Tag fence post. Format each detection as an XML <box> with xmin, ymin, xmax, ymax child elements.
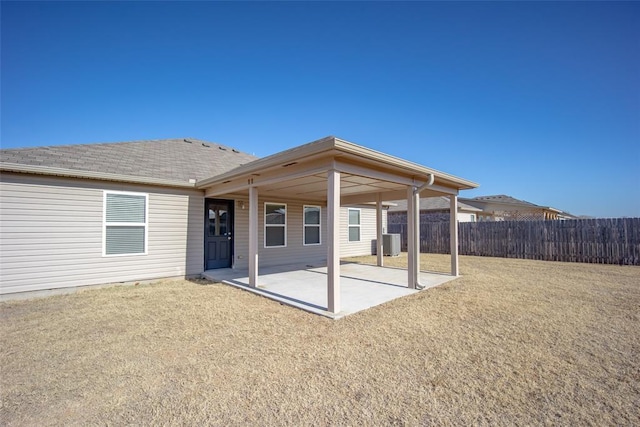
<box><xmin>450</xmin><ymin>195</ymin><xmax>459</xmax><ymax>276</ymax></box>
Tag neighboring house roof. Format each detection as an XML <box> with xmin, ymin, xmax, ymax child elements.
<box><xmin>461</xmin><ymin>194</ymin><xmax>559</xmax><ymax>211</ymax></box>
<box><xmin>460</xmin><ymin>194</ymin><xmax>577</xmax><ymax>219</ymax></box>
<box><xmin>464</xmin><ymin>194</ymin><xmax>540</xmax><ymax>208</ymax></box>
<box><xmin>387</xmin><ymin>196</ymin><xmax>482</xmax><ymax>213</ymax></box>
<box><xmin>0</xmin><ymin>138</ymin><xmax>258</xmax><ymax>187</ymax></box>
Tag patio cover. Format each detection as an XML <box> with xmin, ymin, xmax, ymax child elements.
<box><xmin>197</xmin><ymin>136</ymin><xmax>478</xmax><ymax>314</ymax></box>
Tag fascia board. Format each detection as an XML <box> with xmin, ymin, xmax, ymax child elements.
<box><xmin>0</xmin><ymin>163</ymin><xmax>196</xmax><ymax>188</ymax></box>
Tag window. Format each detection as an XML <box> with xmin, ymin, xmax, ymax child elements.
<box><xmin>104</xmin><ymin>191</ymin><xmax>148</xmax><ymax>256</ymax></box>
<box><xmin>265</xmin><ymin>203</ymin><xmax>286</xmax><ymax>247</ymax></box>
<box><xmin>208</xmin><ymin>203</ymin><xmax>229</xmax><ymax>237</ymax></box>
<box><xmin>348</xmin><ymin>208</ymin><xmax>361</xmax><ymax>242</ymax></box>
<box><xmin>469</xmin><ymin>214</ymin><xmax>476</xmax><ymax>222</ymax></box>
<box><xmin>303</xmin><ymin>205</ymin><xmax>321</xmax><ymax>245</ymax></box>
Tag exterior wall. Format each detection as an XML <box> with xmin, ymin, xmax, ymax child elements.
<box><xmin>340</xmin><ymin>205</ymin><xmax>387</xmax><ymax>258</ymax></box>
<box><xmin>0</xmin><ymin>171</ymin><xmax>392</xmax><ymax>295</ymax></box>
<box><xmin>231</xmin><ymin>198</ymin><xmax>385</xmax><ymax>269</ymax></box>
<box><xmin>457</xmin><ymin>212</ymin><xmax>477</xmax><ymax>222</ymax></box>
<box><xmin>388</xmin><ymin>210</ymin><xmax>477</xmax><ymax>224</ymax></box>
<box><xmin>232</xmin><ymin>197</ymin><xmax>328</xmax><ymax>270</ymax></box>
<box><xmin>0</xmin><ymin>173</ymin><xmax>204</xmax><ymax>294</ymax></box>
<box><xmin>497</xmin><ymin>210</ymin><xmax>549</xmax><ymax>221</ymax></box>
<box><xmin>465</xmin><ymin>201</ymin><xmax>552</xmax><ymax>221</ymax></box>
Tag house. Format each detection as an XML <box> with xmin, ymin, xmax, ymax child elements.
<box><xmin>0</xmin><ymin>136</ymin><xmax>478</xmax><ymax>313</ymax></box>
<box><xmin>460</xmin><ymin>195</ymin><xmax>577</xmax><ymax>221</ymax></box>
<box><xmin>387</xmin><ymin>196</ymin><xmax>483</xmax><ymax>224</ymax></box>
<box><xmin>387</xmin><ymin>194</ymin><xmax>576</xmax><ymax>224</ymax></box>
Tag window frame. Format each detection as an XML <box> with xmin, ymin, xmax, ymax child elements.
<box><xmin>103</xmin><ymin>190</ymin><xmax>149</xmax><ymax>257</ymax></box>
<box><xmin>264</xmin><ymin>202</ymin><xmax>287</xmax><ymax>248</ymax></box>
<box><xmin>348</xmin><ymin>208</ymin><xmax>361</xmax><ymax>242</ymax></box>
<box><xmin>303</xmin><ymin>205</ymin><xmax>321</xmax><ymax>246</ymax></box>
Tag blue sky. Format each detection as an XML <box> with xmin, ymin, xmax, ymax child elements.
<box><xmin>2</xmin><ymin>1</ymin><xmax>639</xmax><ymax>217</ymax></box>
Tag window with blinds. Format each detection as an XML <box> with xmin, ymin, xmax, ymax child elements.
<box><xmin>348</xmin><ymin>208</ymin><xmax>361</xmax><ymax>242</ymax></box>
<box><xmin>264</xmin><ymin>202</ymin><xmax>286</xmax><ymax>247</ymax></box>
<box><xmin>303</xmin><ymin>205</ymin><xmax>321</xmax><ymax>245</ymax></box>
<box><xmin>104</xmin><ymin>191</ymin><xmax>148</xmax><ymax>256</ymax></box>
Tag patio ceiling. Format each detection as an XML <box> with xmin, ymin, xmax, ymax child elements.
<box><xmin>239</xmin><ymin>171</ymin><xmax>408</xmax><ymax>202</ymax></box>
<box><xmin>276</xmin><ymin>172</ymin><xmax>396</xmax><ymax>193</ymax></box>
<box><xmin>197</xmin><ymin>136</ymin><xmax>478</xmax><ymax>202</ymax></box>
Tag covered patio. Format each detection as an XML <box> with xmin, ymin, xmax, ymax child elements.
<box><xmin>198</xmin><ymin>136</ymin><xmax>478</xmax><ymax>316</ymax></box>
<box><xmin>203</xmin><ymin>262</ymin><xmax>456</xmax><ymax>319</ymax></box>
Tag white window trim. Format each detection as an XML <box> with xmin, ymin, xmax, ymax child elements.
<box><xmin>264</xmin><ymin>202</ymin><xmax>287</xmax><ymax>248</ymax></box>
<box><xmin>348</xmin><ymin>208</ymin><xmax>361</xmax><ymax>243</ymax></box>
<box><xmin>103</xmin><ymin>190</ymin><xmax>149</xmax><ymax>257</ymax></box>
<box><xmin>303</xmin><ymin>205</ymin><xmax>322</xmax><ymax>246</ymax></box>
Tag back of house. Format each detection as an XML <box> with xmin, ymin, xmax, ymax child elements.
<box><xmin>0</xmin><ymin>137</ymin><xmax>396</xmax><ymax>297</ymax></box>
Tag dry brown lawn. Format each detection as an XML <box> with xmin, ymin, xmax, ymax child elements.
<box><xmin>1</xmin><ymin>254</ymin><xmax>639</xmax><ymax>426</ymax></box>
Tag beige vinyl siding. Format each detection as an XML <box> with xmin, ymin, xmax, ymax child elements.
<box><xmin>340</xmin><ymin>205</ymin><xmax>387</xmax><ymax>258</ymax></box>
<box><xmin>457</xmin><ymin>212</ymin><xmax>477</xmax><ymax>222</ymax></box>
<box><xmin>0</xmin><ymin>173</ymin><xmax>204</xmax><ymax>294</ymax></box>
<box><xmin>231</xmin><ymin>199</ymin><xmax>385</xmax><ymax>269</ymax></box>
<box><xmin>232</xmin><ymin>198</ymin><xmax>328</xmax><ymax>270</ymax></box>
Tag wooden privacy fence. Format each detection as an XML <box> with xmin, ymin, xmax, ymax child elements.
<box><xmin>387</xmin><ymin>218</ymin><xmax>640</xmax><ymax>266</ymax></box>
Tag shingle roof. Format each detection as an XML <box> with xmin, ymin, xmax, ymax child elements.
<box><xmin>460</xmin><ymin>195</ymin><xmax>577</xmax><ymax>217</ymax></box>
<box><xmin>387</xmin><ymin>196</ymin><xmax>482</xmax><ymax>212</ymax></box>
<box><xmin>467</xmin><ymin>194</ymin><xmax>539</xmax><ymax>207</ymax></box>
<box><xmin>0</xmin><ymin>138</ymin><xmax>258</xmax><ymax>184</ymax></box>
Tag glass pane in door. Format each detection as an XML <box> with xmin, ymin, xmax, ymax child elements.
<box><xmin>209</xmin><ymin>204</ymin><xmax>228</xmax><ymax>236</ymax></box>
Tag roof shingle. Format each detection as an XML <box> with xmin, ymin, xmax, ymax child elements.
<box><xmin>0</xmin><ymin>138</ymin><xmax>258</xmax><ymax>183</ymax></box>
<box><xmin>468</xmin><ymin>194</ymin><xmax>539</xmax><ymax>207</ymax></box>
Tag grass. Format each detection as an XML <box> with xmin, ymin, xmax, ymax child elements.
<box><xmin>1</xmin><ymin>254</ymin><xmax>639</xmax><ymax>426</ymax></box>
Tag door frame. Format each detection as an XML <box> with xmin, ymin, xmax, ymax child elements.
<box><xmin>204</xmin><ymin>198</ymin><xmax>235</xmax><ymax>269</ymax></box>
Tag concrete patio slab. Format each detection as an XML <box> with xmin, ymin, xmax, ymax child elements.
<box><xmin>203</xmin><ymin>262</ymin><xmax>456</xmax><ymax>319</ymax></box>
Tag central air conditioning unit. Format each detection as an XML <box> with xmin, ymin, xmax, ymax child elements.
<box><xmin>382</xmin><ymin>233</ymin><xmax>400</xmax><ymax>256</ymax></box>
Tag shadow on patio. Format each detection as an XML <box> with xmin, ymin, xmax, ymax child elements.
<box><xmin>203</xmin><ymin>262</ymin><xmax>456</xmax><ymax>319</ymax></box>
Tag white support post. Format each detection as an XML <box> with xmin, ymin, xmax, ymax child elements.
<box><xmin>248</xmin><ymin>186</ymin><xmax>259</xmax><ymax>287</ymax></box>
<box><xmin>450</xmin><ymin>194</ymin><xmax>459</xmax><ymax>276</ymax></box>
<box><xmin>327</xmin><ymin>169</ymin><xmax>341</xmax><ymax>313</ymax></box>
<box><xmin>413</xmin><ymin>189</ymin><xmax>420</xmax><ymax>285</ymax></box>
<box><xmin>376</xmin><ymin>193</ymin><xmax>383</xmax><ymax>267</ymax></box>
<box><xmin>406</xmin><ymin>187</ymin><xmax>415</xmax><ymax>289</ymax></box>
